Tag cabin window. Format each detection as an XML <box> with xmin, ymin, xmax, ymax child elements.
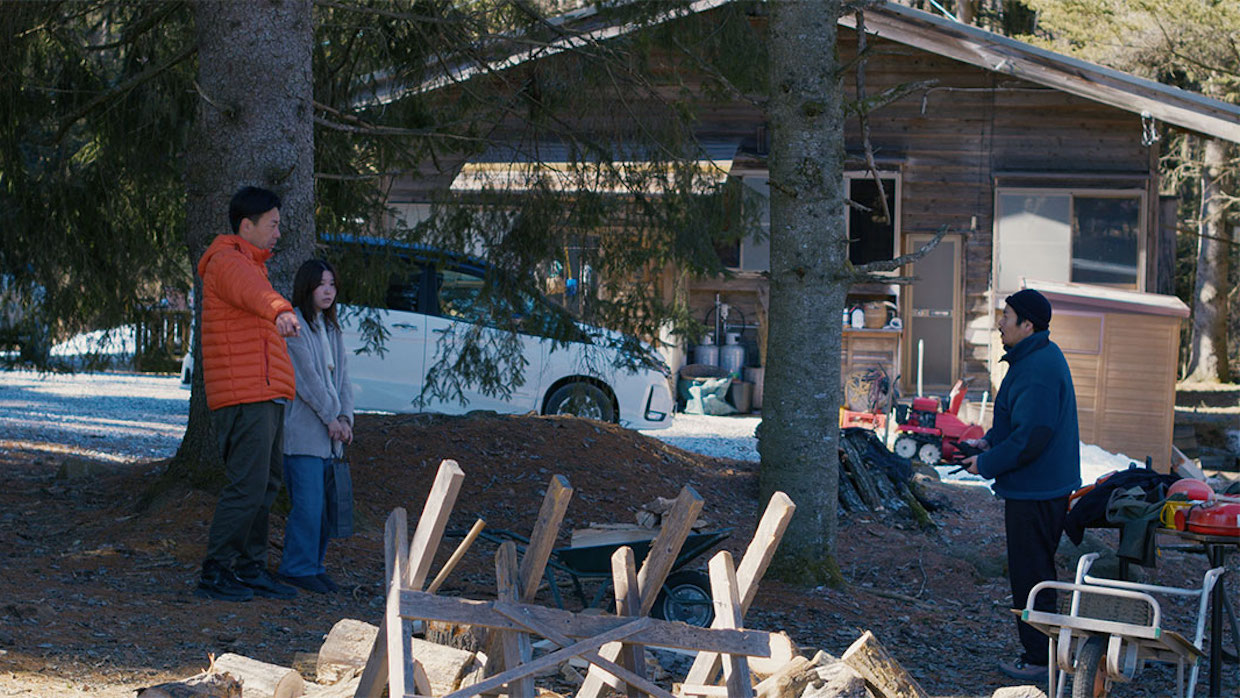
<box><xmin>846</xmin><ymin>173</ymin><xmax>900</xmax><ymax>272</ymax></box>
<box><xmin>716</xmin><ymin>175</ymin><xmax>771</xmax><ymax>272</ymax></box>
<box><xmin>994</xmin><ymin>188</ymin><xmax>1144</xmax><ymax>293</ymax></box>
<box><xmin>716</xmin><ymin>172</ymin><xmax>901</xmax><ymax>273</ymax></box>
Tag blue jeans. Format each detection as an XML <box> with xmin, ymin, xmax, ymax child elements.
<box><xmin>279</xmin><ymin>454</ymin><xmax>329</xmax><ymax>577</ymax></box>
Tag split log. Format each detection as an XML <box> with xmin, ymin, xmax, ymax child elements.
<box><xmin>136</xmin><ymin>671</ymin><xmax>242</xmax><ymax>698</ymax></box>
<box><xmin>748</xmin><ymin>631</ymin><xmax>798</xmax><ymax>678</ymax></box>
<box><xmin>837</xmin><ymin>475</ymin><xmax>866</xmax><ymax>512</ymax></box>
<box><xmin>803</xmin><ymin>660</ymin><xmax>869</xmax><ymax>698</ymax></box>
<box><xmin>754</xmin><ymin>655</ymin><xmax>815</xmax><ymax>698</ymax></box>
<box><xmin>839</xmin><ymin>440</ymin><xmax>883</xmax><ymax>510</ymax></box>
<box><xmin>300</xmin><ymin>675</ymin><xmax>361</xmax><ymax>698</ymax></box>
<box><xmin>317</xmin><ymin>619</ymin><xmax>377</xmax><ymax>684</ymax></box>
<box><xmin>840</xmin><ymin>631</ymin><xmax>927</xmax><ymax>698</ymax></box>
<box><xmin>212</xmin><ymin>653</ymin><xmax>304</xmax><ymax>698</ymax></box>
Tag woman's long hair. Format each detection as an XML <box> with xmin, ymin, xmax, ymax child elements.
<box><xmin>291</xmin><ymin>259</ymin><xmax>340</xmax><ymax>332</ymax></box>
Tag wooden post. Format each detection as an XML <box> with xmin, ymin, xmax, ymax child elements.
<box><xmin>358</xmin><ymin>460</ymin><xmax>466</xmax><ymax>698</ymax></box>
<box><xmin>407</xmin><ymin>459</ymin><xmax>466</xmax><ymax>589</ymax></box>
<box><xmin>708</xmin><ymin>551</ymin><xmax>753</xmax><ymax>698</ymax></box>
<box><xmin>484</xmin><ymin>475</ymin><xmax>574</xmax><ymax>677</ymax></box>
<box><xmin>519</xmin><ymin>474</ymin><xmax>573</xmax><ymax>603</ymax></box>
<box><xmin>684</xmin><ymin>491</ymin><xmax>795</xmax><ymax>687</ymax></box>
<box><xmin>611</xmin><ymin>546</ymin><xmax>645</xmax><ymax>698</ymax></box>
<box><xmin>577</xmin><ymin>486</ymin><xmax>704</xmax><ymax>698</ymax></box>
<box><xmin>495</xmin><ymin>541</ymin><xmax>535</xmax><ymax>698</ymax></box>
<box><xmin>383</xmin><ymin>508</ymin><xmax>431</xmax><ymax>698</ymax></box>
<box><xmin>841</xmin><ymin>630</ymin><xmax>928</xmax><ymax>698</ymax></box>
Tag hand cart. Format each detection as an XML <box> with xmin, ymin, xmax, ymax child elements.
<box><xmin>449</xmin><ymin>527</ymin><xmax>732</xmax><ymax>627</ymax></box>
<box><xmin>1018</xmin><ymin>552</ymin><xmax>1224</xmax><ymax>698</ymax></box>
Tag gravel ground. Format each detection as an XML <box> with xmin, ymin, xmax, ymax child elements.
<box><xmin>0</xmin><ymin>370</ymin><xmax>189</xmax><ymax>462</ymax></box>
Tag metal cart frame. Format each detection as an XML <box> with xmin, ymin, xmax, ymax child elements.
<box><xmin>1019</xmin><ymin>552</ymin><xmax>1224</xmax><ymax>698</ymax></box>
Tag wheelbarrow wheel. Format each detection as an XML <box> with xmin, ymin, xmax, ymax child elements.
<box><xmin>1071</xmin><ymin>635</ymin><xmax>1110</xmax><ymax>698</ymax></box>
<box><xmin>652</xmin><ymin>570</ymin><xmax>714</xmax><ymax>628</ymax></box>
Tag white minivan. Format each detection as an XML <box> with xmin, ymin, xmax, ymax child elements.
<box><xmin>333</xmin><ymin>239</ymin><xmax>674</xmax><ymax>430</ymax></box>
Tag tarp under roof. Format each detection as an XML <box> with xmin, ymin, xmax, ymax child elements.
<box><xmin>449</xmin><ymin>140</ymin><xmax>739</xmax><ymax>195</ymax></box>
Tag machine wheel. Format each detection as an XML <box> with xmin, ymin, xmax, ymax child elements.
<box><xmin>917</xmin><ymin>441</ymin><xmax>943</xmax><ymax>465</ymax></box>
<box><xmin>545</xmin><ymin>382</ymin><xmax>615</xmax><ymax>423</ymax></box>
<box><xmin>1071</xmin><ymin>636</ymin><xmax>1110</xmax><ymax>698</ymax></box>
<box><xmin>893</xmin><ymin>435</ymin><xmax>919</xmax><ymax>459</ymax></box>
<box><xmin>651</xmin><ymin>570</ymin><xmax>714</xmax><ymax>628</ymax></box>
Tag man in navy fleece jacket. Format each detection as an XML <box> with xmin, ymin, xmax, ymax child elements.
<box><xmin>962</xmin><ymin>288</ymin><xmax>1081</xmax><ymax>682</ymax></box>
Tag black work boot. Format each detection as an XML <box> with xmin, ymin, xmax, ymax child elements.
<box><xmin>196</xmin><ymin>560</ymin><xmax>254</xmax><ymax>602</ymax></box>
<box><xmin>235</xmin><ymin>565</ymin><xmax>298</xmax><ymax>600</ymax></box>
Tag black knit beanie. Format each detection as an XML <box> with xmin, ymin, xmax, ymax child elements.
<box><xmin>1005</xmin><ymin>289</ymin><xmax>1052</xmax><ymax>331</ymax></box>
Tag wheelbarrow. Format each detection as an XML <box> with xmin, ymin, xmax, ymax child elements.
<box><xmin>450</xmin><ymin>527</ymin><xmax>732</xmax><ymax>627</ymax></box>
<box><xmin>1018</xmin><ymin>552</ymin><xmax>1224</xmax><ymax>698</ymax></box>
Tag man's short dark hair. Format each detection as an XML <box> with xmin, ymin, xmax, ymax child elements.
<box><xmin>229</xmin><ymin>187</ymin><xmax>281</xmax><ymax>233</ymax></box>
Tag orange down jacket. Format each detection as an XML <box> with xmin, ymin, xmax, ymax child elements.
<box><xmin>197</xmin><ymin>234</ymin><xmax>296</xmax><ymax>410</ymax></box>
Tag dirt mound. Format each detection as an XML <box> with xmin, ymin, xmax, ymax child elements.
<box><xmin>0</xmin><ymin>412</ymin><xmax>1201</xmax><ymax>697</ymax></box>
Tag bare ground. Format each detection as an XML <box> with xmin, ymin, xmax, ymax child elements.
<box><xmin>0</xmin><ymin>413</ymin><xmax>1231</xmax><ymax>697</ymax></box>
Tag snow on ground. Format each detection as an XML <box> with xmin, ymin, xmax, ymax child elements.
<box><xmin>0</xmin><ymin>368</ymin><xmax>1158</xmax><ymax>487</ymax></box>
<box><xmin>49</xmin><ymin>325</ymin><xmax>137</xmax><ymax>358</ymax></box>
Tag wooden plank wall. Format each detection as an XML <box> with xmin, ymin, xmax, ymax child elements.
<box><xmin>834</xmin><ymin>31</ymin><xmax>1154</xmax><ymax>390</ymax></box>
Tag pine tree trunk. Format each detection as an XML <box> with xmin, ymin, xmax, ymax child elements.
<box><xmin>1184</xmin><ymin>138</ymin><xmax>1232</xmax><ymax>384</ymax></box>
<box><xmin>168</xmin><ymin>0</ymin><xmax>315</xmax><ymax>482</ymax></box>
<box><xmin>759</xmin><ymin>0</ymin><xmax>846</xmax><ymax>584</ymax></box>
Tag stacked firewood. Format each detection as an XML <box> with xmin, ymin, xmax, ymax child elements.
<box><xmin>837</xmin><ymin>428</ymin><xmax>938</xmax><ymax>527</ymax></box>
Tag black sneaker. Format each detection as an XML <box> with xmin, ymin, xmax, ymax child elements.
<box><xmin>235</xmin><ymin>566</ymin><xmax>298</xmax><ymax>600</ymax></box>
<box><xmin>279</xmin><ymin>572</ymin><xmax>330</xmax><ymax>594</ymax></box>
<box><xmin>196</xmin><ymin>561</ymin><xmax>254</xmax><ymax>602</ymax></box>
<box><xmin>316</xmin><ymin>573</ymin><xmax>340</xmax><ymax>593</ymax></box>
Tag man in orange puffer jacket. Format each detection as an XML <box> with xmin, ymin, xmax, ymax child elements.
<box><xmin>195</xmin><ymin>186</ymin><xmax>302</xmax><ymax>602</ymax></box>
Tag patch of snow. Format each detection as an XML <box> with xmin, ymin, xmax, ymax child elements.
<box><xmin>50</xmin><ymin>325</ymin><xmax>136</xmax><ymax>358</ymax></box>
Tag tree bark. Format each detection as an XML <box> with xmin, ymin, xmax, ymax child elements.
<box><xmin>169</xmin><ymin>0</ymin><xmax>316</xmax><ymax>482</ymax></box>
<box><xmin>759</xmin><ymin>0</ymin><xmax>847</xmax><ymax>584</ymax></box>
<box><xmin>1183</xmin><ymin>137</ymin><xmax>1232</xmax><ymax>384</ymax></box>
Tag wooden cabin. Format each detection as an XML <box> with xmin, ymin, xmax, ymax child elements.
<box><xmin>380</xmin><ymin>2</ymin><xmax>1240</xmax><ymax>460</ymax></box>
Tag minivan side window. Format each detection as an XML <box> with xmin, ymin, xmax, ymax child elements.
<box><xmin>384</xmin><ymin>268</ymin><xmax>423</xmax><ymax>312</ymax></box>
<box><xmin>435</xmin><ymin>268</ymin><xmax>486</xmax><ymax>321</ymax></box>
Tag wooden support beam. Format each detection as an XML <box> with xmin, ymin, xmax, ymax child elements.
<box><xmin>407</xmin><ymin>459</ymin><xmax>466</xmax><ymax>589</ymax></box>
<box><xmin>519</xmin><ymin>474</ymin><xmax>573</xmax><ymax>603</ymax></box>
<box><xmin>483</xmin><ymin>475</ymin><xmax>574</xmax><ymax>677</ymax></box>
<box><xmin>396</xmin><ymin>591</ymin><xmax>774</xmax><ymax>656</ymax></box>
<box><xmin>684</xmin><ymin>492</ymin><xmax>795</xmax><ymax>687</ymax></box>
<box><xmin>383</xmin><ymin>508</ymin><xmax>431</xmax><ymax>698</ymax></box>
<box><xmin>611</xmin><ymin>546</ymin><xmax>645</xmax><ymax>698</ymax></box>
<box><xmin>495</xmin><ymin>542</ymin><xmax>534</xmax><ymax>698</ymax></box>
<box><xmin>708</xmin><ymin>551</ymin><xmax>753</xmax><ymax>698</ymax></box>
<box><xmin>577</xmin><ymin>485</ymin><xmax>705</xmax><ymax>698</ymax></box>
<box><xmin>441</xmin><ymin>616</ymin><xmax>652</xmax><ymax>698</ymax></box>
<box><xmin>358</xmin><ymin>460</ymin><xmax>466</xmax><ymax>698</ymax></box>
<box><xmin>491</xmin><ymin>604</ymin><xmax>674</xmax><ymax>698</ymax></box>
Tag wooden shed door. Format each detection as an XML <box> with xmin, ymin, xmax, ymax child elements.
<box><xmin>903</xmin><ymin>233</ymin><xmax>961</xmax><ymax>393</ymax></box>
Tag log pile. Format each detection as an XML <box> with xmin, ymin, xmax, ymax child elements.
<box><xmin>837</xmin><ymin>428</ymin><xmax>937</xmax><ymax>527</ymax></box>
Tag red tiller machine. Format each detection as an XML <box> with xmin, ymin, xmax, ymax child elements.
<box><xmin>892</xmin><ymin>377</ymin><xmax>985</xmax><ymax>465</ymax></box>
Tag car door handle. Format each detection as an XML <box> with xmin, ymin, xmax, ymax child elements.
<box><xmin>392</xmin><ymin>323</ymin><xmax>418</xmax><ymax>330</ymax></box>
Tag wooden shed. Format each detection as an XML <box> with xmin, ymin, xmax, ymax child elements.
<box><xmin>1018</xmin><ymin>280</ymin><xmax>1188</xmax><ymax>471</ymax></box>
